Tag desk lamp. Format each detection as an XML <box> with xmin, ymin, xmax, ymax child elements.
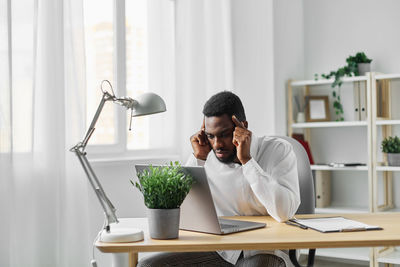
<box><xmin>70</xmin><ymin>80</ymin><xmax>166</xmax><ymax>242</ymax></box>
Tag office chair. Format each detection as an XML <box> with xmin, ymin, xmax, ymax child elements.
<box><xmin>274</xmin><ymin>136</ymin><xmax>316</xmax><ymax>267</ymax></box>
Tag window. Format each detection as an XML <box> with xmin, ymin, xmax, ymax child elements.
<box><xmin>0</xmin><ymin>0</ymin><xmax>35</xmax><ymax>153</ymax></box>
<box><xmin>83</xmin><ymin>0</ymin><xmax>175</xmax><ymax>154</ymax></box>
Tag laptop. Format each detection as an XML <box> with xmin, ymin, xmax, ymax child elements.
<box><xmin>135</xmin><ymin>164</ymin><xmax>266</xmax><ymax>235</ymax></box>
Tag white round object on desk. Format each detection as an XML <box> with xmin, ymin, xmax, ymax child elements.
<box><xmin>100</xmin><ymin>228</ymin><xmax>144</xmax><ymax>242</ymax></box>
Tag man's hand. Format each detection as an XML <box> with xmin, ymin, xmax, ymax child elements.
<box><xmin>232</xmin><ymin>115</ymin><xmax>252</xmax><ymax>165</ymax></box>
<box><xmin>190</xmin><ymin>119</ymin><xmax>212</xmax><ymax>160</ymax></box>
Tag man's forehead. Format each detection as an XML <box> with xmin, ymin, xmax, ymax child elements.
<box><xmin>204</xmin><ymin>115</ymin><xmax>234</xmax><ymax>131</ymax></box>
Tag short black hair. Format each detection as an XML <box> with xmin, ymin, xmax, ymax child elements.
<box><xmin>202</xmin><ymin>91</ymin><xmax>246</xmax><ymax>121</ymax></box>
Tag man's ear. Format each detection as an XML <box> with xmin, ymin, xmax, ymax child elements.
<box><xmin>244</xmin><ymin>121</ymin><xmax>248</xmax><ymax>129</ymax></box>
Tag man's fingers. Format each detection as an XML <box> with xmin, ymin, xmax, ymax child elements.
<box><xmin>232</xmin><ymin>115</ymin><xmax>245</xmax><ymax>128</ymax></box>
<box><xmin>232</xmin><ymin>137</ymin><xmax>239</xmax><ymax>147</ymax></box>
<box><xmin>196</xmin><ymin>131</ymin><xmax>209</xmax><ymax>146</ymax></box>
<box><xmin>201</xmin><ymin>117</ymin><xmax>205</xmax><ymax>131</ymax></box>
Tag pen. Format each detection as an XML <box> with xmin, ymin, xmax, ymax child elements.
<box><xmin>285</xmin><ymin>221</ymin><xmax>308</xmax><ymax>230</ymax></box>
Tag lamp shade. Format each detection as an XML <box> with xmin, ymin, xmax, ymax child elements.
<box><xmin>131</xmin><ymin>92</ymin><xmax>166</xmax><ymax>117</ymax></box>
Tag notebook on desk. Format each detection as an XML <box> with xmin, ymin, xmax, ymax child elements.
<box><xmin>289</xmin><ymin>216</ymin><xmax>383</xmax><ymax>233</ymax></box>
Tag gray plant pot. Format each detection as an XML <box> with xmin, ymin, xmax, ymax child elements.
<box><xmin>387</xmin><ymin>153</ymin><xmax>400</xmax><ymax>166</ymax></box>
<box><xmin>147</xmin><ymin>208</ymin><xmax>180</xmax><ymax>239</ymax></box>
<box><xmin>358</xmin><ymin>63</ymin><xmax>371</xmax><ymax>76</ymax></box>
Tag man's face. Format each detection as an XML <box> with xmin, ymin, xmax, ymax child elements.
<box><xmin>204</xmin><ymin>114</ymin><xmax>237</xmax><ymax>163</ymax></box>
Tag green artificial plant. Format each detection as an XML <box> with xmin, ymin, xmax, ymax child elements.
<box><xmin>132</xmin><ymin>161</ymin><xmax>194</xmax><ymax>209</ymax></box>
<box><xmin>315</xmin><ymin>52</ymin><xmax>372</xmax><ymax>121</ymax></box>
<box><xmin>381</xmin><ymin>136</ymin><xmax>400</xmax><ymax>154</ymax></box>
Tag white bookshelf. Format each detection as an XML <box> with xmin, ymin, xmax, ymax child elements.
<box><xmin>377</xmin><ymin>249</ymin><xmax>400</xmax><ymax>264</ymax></box>
<box><xmin>376</xmin><ymin>120</ymin><xmax>400</xmax><ymax>126</ymax></box>
<box><xmin>288</xmin><ymin>73</ymin><xmax>400</xmax><ymax>266</ymax></box>
<box><xmin>315</xmin><ymin>206</ymin><xmax>369</xmax><ymax>214</ymax></box>
<box><xmin>291</xmin><ymin>76</ymin><xmax>368</xmax><ymax>87</ymax></box>
<box><xmin>382</xmin><ymin>208</ymin><xmax>400</xmax><ymax>213</ymax></box>
<box><xmin>376</xmin><ymin>166</ymin><xmax>400</xmax><ymax>172</ymax></box>
<box><xmin>311</xmin><ymin>165</ymin><xmax>368</xmax><ymax>171</ymax></box>
<box><xmin>292</xmin><ymin>121</ymin><xmax>367</xmax><ymax>128</ymax></box>
<box><xmin>375</xmin><ymin>73</ymin><xmax>400</xmax><ymax>80</ymax></box>
<box><xmin>300</xmin><ymin>247</ymin><xmax>370</xmax><ymax>262</ymax></box>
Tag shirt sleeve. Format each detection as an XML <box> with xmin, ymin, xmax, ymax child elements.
<box><xmin>242</xmin><ymin>140</ymin><xmax>300</xmax><ymax>222</ymax></box>
<box><xmin>185</xmin><ymin>153</ymin><xmax>206</xmax><ymax>167</ymax></box>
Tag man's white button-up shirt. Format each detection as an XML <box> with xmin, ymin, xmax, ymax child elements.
<box><xmin>186</xmin><ymin>134</ymin><xmax>300</xmax><ymax>266</ymax></box>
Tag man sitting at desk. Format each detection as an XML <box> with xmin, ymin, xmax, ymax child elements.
<box><xmin>138</xmin><ymin>91</ymin><xmax>300</xmax><ymax>267</ymax></box>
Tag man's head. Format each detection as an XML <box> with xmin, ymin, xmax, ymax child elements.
<box><xmin>202</xmin><ymin>91</ymin><xmax>247</xmax><ymax>163</ymax></box>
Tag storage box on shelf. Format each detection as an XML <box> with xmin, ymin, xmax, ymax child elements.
<box><xmin>287</xmin><ymin>72</ymin><xmax>400</xmax><ymax>266</ymax></box>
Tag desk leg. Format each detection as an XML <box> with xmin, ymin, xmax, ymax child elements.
<box><xmin>129</xmin><ymin>252</ymin><xmax>138</xmax><ymax>267</ymax></box>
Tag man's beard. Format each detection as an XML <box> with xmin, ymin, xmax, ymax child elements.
<box><xmin>213</xmin><ymin>147</ymin><xmax>237</xmax><ymax>164</ymax></box>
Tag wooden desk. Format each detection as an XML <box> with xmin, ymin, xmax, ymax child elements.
<box><xmin>96</xmin><ymin>213</ymin><xmax>400</xmax><ymax>267</ymax></box>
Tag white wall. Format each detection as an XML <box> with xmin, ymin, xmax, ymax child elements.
<box><xmin>231</xmin><ymin>0</ymin><xmax>305</xmax><ymax>136</ymax></box>
<box><xmin>232</xmin><ymin>0</ymin><xmax>275</xmax><ymax>136</ymax></box>
<box><xmin>273</xmin><ymin>0</ymin><xmax>305</xmax><ymax>135</ymax></box>
<box><xmin>304</xmin><ymin>0</ymin><xmax>400</xmax><ymax>77</ymax></box>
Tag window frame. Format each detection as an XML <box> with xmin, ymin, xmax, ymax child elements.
<box><xmin>86</xmin><ymin>0</ymin><xmax>177</xmax><ymax>158</ymax></box>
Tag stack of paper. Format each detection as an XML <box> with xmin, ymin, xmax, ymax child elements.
<box><xmin>290</xmin><ymin>217</ymin><xmax>382</xmax><ymax>233</ymax></box>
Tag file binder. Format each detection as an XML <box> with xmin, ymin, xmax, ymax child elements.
<box><xmin>359</xmin><ymin>82</ymin><xmax>368</xmax><ymax>120</ymax></box>
<box><xmin>315</xmin><ymin>170</ymin><xmax>331</xmax><ymax>208</ymax></box>
<box><xmin>353</xmin><ymin>82</ymin><xmax>361</xmax><ymax>121</ymax></box>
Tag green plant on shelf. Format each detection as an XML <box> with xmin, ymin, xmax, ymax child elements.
<box><xmin>314</xmin><ymin>52</ymin><xmax>372</xmax><ymax>121</ymax></box>
<box><xmin>132</xmin><ymin>161</ymin><xmax>194</xmax><ymax>209</ymax></box>
<box><xmin>381</xmin><ymin>136</ymin><xmax>400</xmax><ymax>154</ymax></box>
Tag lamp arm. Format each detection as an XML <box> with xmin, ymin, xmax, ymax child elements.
<box><xmin>81</xmin><ymin>91</ymin><xmax>115</xmax><ymax>150</ymax></box>
<box><xmin>73</xmin><ymin>149</ymin><xmax>118</xmax><ymax>231</ymax></box>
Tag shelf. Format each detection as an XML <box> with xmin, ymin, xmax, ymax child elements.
<box><xmin>291</xmin><ymin>73</ymin><xmax>400</xmax><ymax>87</ymax></box>
<box><xmin>376</xmin><ymin>166</ymin><xmax>400</xmax><ymax>172</ymax></box>
<box><xmin>376</xmin><ymin>120</ymin><xmax>400</xmax><ymax>125</ymax></box>
<box><xmin>311</xmin><ymin>165</ymin><xmax>368</xmax><ymax>171</ymax></box>
<box><xmin>382</xmin><ymin>207</ymin><xmax>400</xmax><ymax>213</ymax></box>
<box><xmin>377</xmin><ymin>249</ymin><xmax>400</xmax><ymax>264</ymax></box>
<box><xmin>300</xmin><ymin>247</ymin><xmax>370</xmax><ymax>262</ymax></box>
<box><xmin>291</xmin><ymin>76</ymin><xmax>368</xmax><ymax>87</ymax></box>
<box><xmin>315</xmin><ymin>206</ymin><xmax>369</xmax><ymax>214</ymax></box>
<box><xmin>292</xmin><ymin>121</ymin><xmax>367</xmax><ymax>128</ymax></box>
<box><xmin>375</xmin><ymin>73</ymin><xmax>400</xmax><ymax>80</ymax></box>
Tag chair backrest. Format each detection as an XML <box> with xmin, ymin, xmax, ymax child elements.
<box><xmin>274</xmin><ymin>136</ymin><xmax>315</xmax><ymax>215</ymax></box>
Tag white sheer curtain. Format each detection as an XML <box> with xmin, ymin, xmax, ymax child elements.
<box><xmin>0</xmin><ymin>0</ymin><xmax>91</xmax><ymax>266</ymax></box>
<box><xmin>175</xmin><ymin>0</ymin><xmax>234</xmax><ymax>160</ymax></box>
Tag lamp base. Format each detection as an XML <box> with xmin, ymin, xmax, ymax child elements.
<box><xmin>100</xmin><ymin>228</ymin><xmax>144</xmax><ymax>243</ymax></box>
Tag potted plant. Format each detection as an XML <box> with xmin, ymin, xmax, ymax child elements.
<box><xmin>381</xmin><ymin>136</ymin><xmax>400</xmax><ymax>166</ymax></box>
<box><xmin>315</xmin><ymin>52</ymin><xmax>373</xmax><ymax>121</ymax></box>
<box><xmin>347</xmin><ymin>52</ymin><xmax>373</xmax><ymax>76</ymax></box>
<box><xmin>132</xmin><ymin>162</ymin><xmax>194</xmax><ymax>239</ymax></box>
